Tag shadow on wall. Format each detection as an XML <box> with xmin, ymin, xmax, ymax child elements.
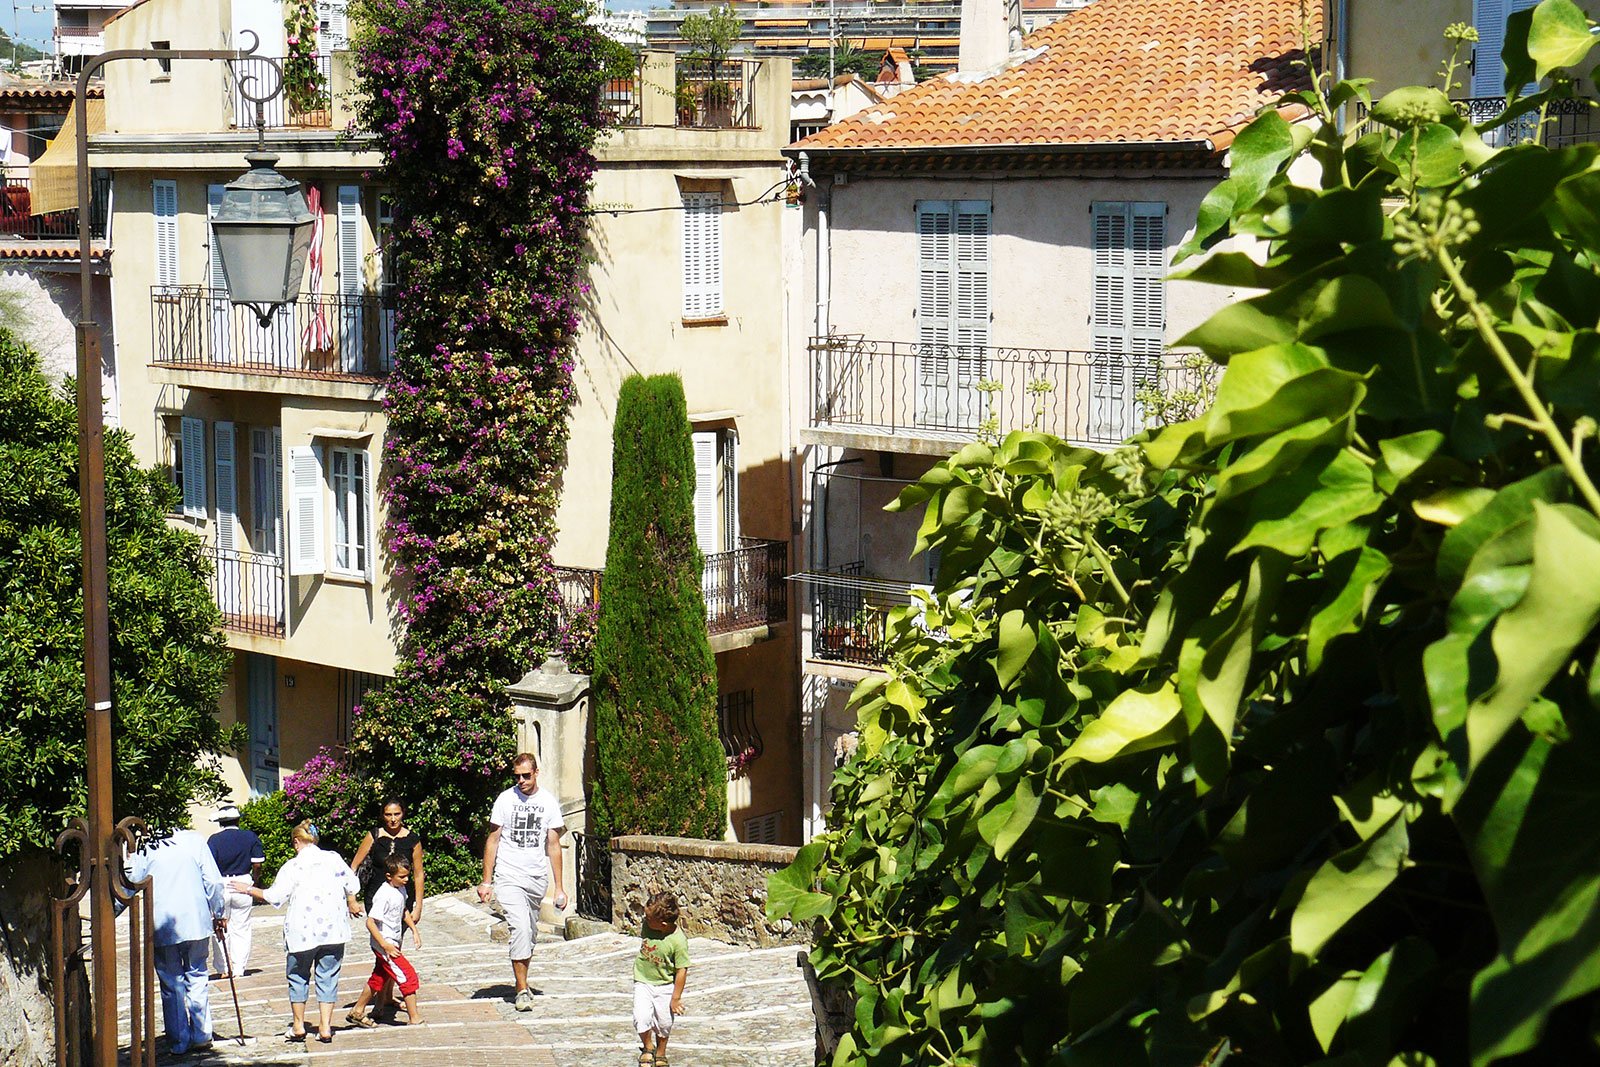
<box><xmin>0</xmin><ymin>270</ymin><xmax>82</xmax><ymax>383</ymax></box>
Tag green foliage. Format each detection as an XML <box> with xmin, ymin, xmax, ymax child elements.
<box><xmin>772</xmin><ymin>4</ymin><xmax>1600</xmax><ymax>1062</ymax></box>
<box><xmin>589</xmin><ymin>375</ymin><xmax>724</xmax><ymax>839</ymax></box>
<box><xmin>794</xmin><ymin>42</ymin><xmax>881</xmax><ymax>81</ymax></box>
<box><xmin>238</xmin><ymin>790</ymin><xmax>293</xmax><ymax>883</ymax></box>
<box><xmin>680</xmin><ymin>4</ymin><xmax>741</xmax><ymax>66</ymax></box>
<box><xmin>340</xmin><ymin>0</ymin><xmax>610</xmax><ymax>876</ymax></box>
<box><xmin>0</xmin><ymin>329</ymin><xmax>233</xmax><ymax>853</ymax></box>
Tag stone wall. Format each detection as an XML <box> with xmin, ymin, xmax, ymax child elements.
<box><xmin>0</xmin><ymin>850</ymin><xmax>77</xmax><ymax>1067</ymax></box>
<box><xmin>610</xmin><ymin>836</ymin><xmax>810</xmax><ymax>947</ymax></box>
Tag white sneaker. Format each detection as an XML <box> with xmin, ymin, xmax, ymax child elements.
<box><xmin>514</xmin><ymin>989</ymin><xmax>535</xmax><ymax>1012</ymax></box>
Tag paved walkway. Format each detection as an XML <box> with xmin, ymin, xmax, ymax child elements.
<box><xmin>114</xmin><ymin>890</ymin><xmax>813</xmax><ymax>1067</ymax></box>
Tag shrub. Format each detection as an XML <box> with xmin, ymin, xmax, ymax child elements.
<box><xmin>344</xmin><ymin>0</ymin><xmax>611</xmax><ymax>876</ymax></box>
<box><xmin>590</xmin><ymin>375</ymin><xmax>724</xmax><ymax>839</ymax></box>
<box><xmin>238</xmin><ymin>790</ymin><xmax>293</xmax><ymax>883</ymax></box>
<box><xmin>0</xmin><ymin>327</ymin><xmax>232</xmax><ymax>852</ymax></box>
<box><xmin>557</xmin><ymin>603</ymin><xmax>598</xmax><ymax>676</ymax></box>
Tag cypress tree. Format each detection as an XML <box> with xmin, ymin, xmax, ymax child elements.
<box><xmin>590</xmin><ymin>374</ymin><xmax>725</xmax><ymax>838</ymax></box>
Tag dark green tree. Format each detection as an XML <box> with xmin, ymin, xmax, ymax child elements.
<box><xmin>0</xmin><ymin>329</ymin><xmax>232</xmax><ymax>852</ymax></box>
<box><xmin>590</xmin><ymin>374</ymin><xmax>725</xmax><ymax>838</ymax></box>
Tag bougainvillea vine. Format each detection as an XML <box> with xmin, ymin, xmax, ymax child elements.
<box><xmin>340</xmin><ymin>0</ymin><xmax>611</xmax><ymax>880</ymax></box>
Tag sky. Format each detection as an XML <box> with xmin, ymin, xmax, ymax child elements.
<box><xmin>8</xmin><ymin>2</ymin><xmax>53</xmax><ymax>53</ymax></box>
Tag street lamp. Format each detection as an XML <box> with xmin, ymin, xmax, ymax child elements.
<box><xmin>56</xmin><ymin>31</ymin><xmax>305</xmax><ymax>1067</ymax></box>
<box><xmin>211</xmin><ymin>151</ymin><xmax>316</xmax><ymax>326</ymax></box>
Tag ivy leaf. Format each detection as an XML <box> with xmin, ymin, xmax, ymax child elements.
<box><xmin>766</xmin><ymin>842</ymin><xmax>834</xmax><ymax>922</ymax></box>
<box><xmin>1229</xmin><ymin>109</ymin><xmax>1298</xmax><ymax>207</ymax></box>
<box><xmin>1062</xmin><ymin>684</ymin><xmax>1184</xmax><ymax>765</ymax></box>
<box><xmin>1290</xmin><ymin>813</ymin><xmax>1409</xmax><ymax>960</ymax></box>
<box><xmin>1231</xmin><ymin>449</ymin><xmax>1383</xmax><ymax>558</ymax></box>
<box><xmin>1370</xmin><ymin>86</ymin><xmax>1456</xmax><ymax>129</ymax></box>
<box><xmin>1527</xmin><ymin>0</ymin><xmax>1600</xmax><ymax>81</ymax></box>
<box><xmin>1436</xmin><ymin>467</ymin><xmax>1566</xmax><ymax>585</ymax></box>
<box><xmin>994</xmin><ymin>609</ymin><xmax>1036</xmax><ymax>689</ymax></box>
<box><xmin>1466</xmin><ymin>502</ymin><xmax>1600</xmax><ymax>768</ymax></box>
<box><xmin>1307</xmin><ymin>547</ymin><xmax>1391</xmax><ymax>670</ymax></box>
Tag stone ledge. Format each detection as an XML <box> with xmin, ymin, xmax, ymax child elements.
<box><xmin>611</xmin><ymin>834</ymin><xmax>799</xmax><ymax>866</ymax></box>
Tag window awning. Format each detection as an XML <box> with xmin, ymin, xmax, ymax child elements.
<box><xmin>29</xmin><ymin>97</ymin><xmax>105</xmax><ymax>217</ymax></box>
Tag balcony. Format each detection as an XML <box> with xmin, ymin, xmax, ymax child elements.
<box><xmin>151</xmin><ymin>285</ymin><xmax>396</xmax><ymax>385</ymax></box>
<box><xmin>603</xmin><ymin>51</ymin><xmax>764</xmax><ymax>130</ymax></box>
<box><xmin>1356</xmin><ymin>97</ymin><xmax>1600</xmax><ymax>148</ymax></box>
<box><xmin>557</xmin><ymin>537</ymin><xmax>789</xmax><ymax>642</ymax></box>
<box><xmin>0</xmin><ymin>171</ymin><xmax>110</xmax><ymax>242</ymax></box>
<box><xmin>206</xmin><ymin>546</ymin><xmax>286</xmax><ymax>638</ymax></box>
<box><xmin>807</xmin><ymin>565</ymin><xmax>919</xmax><ymax>669</ymax></box>
<box><xmin>230</xmin><ymin>54</ymin><xmax>335</xmax><ymax>130</ymax></box>
<box><xmin>807</xmin><ymin>336</ymin><xmax>1216</xmax><ymax>453</ymax></box>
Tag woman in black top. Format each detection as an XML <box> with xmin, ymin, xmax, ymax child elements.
<box><xmin>349</xmin><ymin>798</ymin><xmax>424</xmax><ymax>925</ymax></box>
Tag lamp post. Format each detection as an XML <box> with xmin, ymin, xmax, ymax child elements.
<box><xmin>64</xmin><ymin>34</ymin><xmax>311</xmax><ymax>1067</ymax></box>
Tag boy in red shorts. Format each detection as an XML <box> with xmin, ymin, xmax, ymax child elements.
<box><xmin>346</xmin><ymin>856</ymin><xmax>424</xmax><ymax>1027</ymax></box>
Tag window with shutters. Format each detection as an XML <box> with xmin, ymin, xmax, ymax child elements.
<box><xmin>691</xmin><ymin>427</ymin><xmax>738</xmax><ymax>555</ymax></box>
<box><xmin>287</xmin><ymin>446</ymin><xmax>325</xmax><ymax>577</ymax></box>
<box><xmin>180</xmin><ymin>415</ymin><xmax>207</xmax><ymax>520</ymax></box>
<box><xmin>337</xmin><ymin>185</ymin><xmax>366</xmax><ymax>372</ymax></box>
<box><xmin>329</xmin><ymin>445</ymin><xmax>371</xmax><ymax>577</ymax></box>
<box><xmin>1089</xmin><ymin>201</ymin><xmax>1166</xmax><ymax>439</ymax></box>
<box><xmin>681</xmin><ymin>191</ymin><xmax>724</xmax><ymax>321</ymax></box>
<box><xmin>915</xmin><ymin>200</ymin><xmax>990</xmax><ymax>428</ymax></box>
<box><xmin>153</xmin><ymin>180</ymin><xmax>179</xmax><ymax>294</ymax></box>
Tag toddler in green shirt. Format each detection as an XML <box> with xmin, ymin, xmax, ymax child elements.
<box><xmin>633</xmin><ymin>891</ymin><xmax>690</xmax><ymax>1067</ymax></box>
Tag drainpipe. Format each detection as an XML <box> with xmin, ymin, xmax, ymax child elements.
<box><xmin>1335</xmin><ymin>0</ymin><xmax>1350</xmax><ymax>131</ymax></box>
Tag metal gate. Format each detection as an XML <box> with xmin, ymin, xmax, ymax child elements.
<box><xmin>571</xmin><ymin>832</ymin><xmax>612</xmax><ymax>922</ymax></box>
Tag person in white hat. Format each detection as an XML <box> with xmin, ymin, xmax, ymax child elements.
<box><xmin>207</xmin><ymin>802</ymin><xmax>264</xmax><ymax>979</ymax></box>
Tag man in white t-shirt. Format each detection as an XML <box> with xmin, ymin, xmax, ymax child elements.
<box><xmin>477</xmin><ymin>751</ymin><xmax>567</xmax><ymax>1011</ymax></box>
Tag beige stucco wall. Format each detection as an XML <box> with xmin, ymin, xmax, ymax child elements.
<box><xmin>1344</xmin><ymin>0</ymin><xmax>1468</xmax><ymax>95</ymax></box>
<box><xmin>101</xmin><ymin>0</ymin><xmax>234</xmax><ymax>134</ymax></box>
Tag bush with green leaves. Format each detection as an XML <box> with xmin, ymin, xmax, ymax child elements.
<box><xmin>0</xmin><ymin>329</ymin><xmax>233</xmax><ymax>853</ymax></box>
<box><xmin>589</xmin><ymin>375</ymin><xmax>724</xmax><ymax>839</ymax></box>
<box><xmin>771</xmin><ymin>5</ymin><xmax>1600</xmax><ymax>1063</ymax></box>
<box><xmin>238</xmin><ymin>790</ymin><xmax>293</xmax><ymax>883</ymax></box>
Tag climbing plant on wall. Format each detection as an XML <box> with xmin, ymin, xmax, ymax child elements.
<box><xmin>341</xmin><ymin>0</ymin><xmax>611</xmax><ymax>883</ymax></box>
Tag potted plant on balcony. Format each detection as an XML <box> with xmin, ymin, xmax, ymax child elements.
<box><xmin>699</xmin><ymin>79</ymin><xmax>737</xmax><ymax>128</ymax></box>
<box><xmin>680</xmin><ymin>4</ymin><xmax>741</xmax><ymax>127</ymax></box>
<box><xmin>675</xmin><ymin>80</ymin><xmax>699</xmax><ymax>125</ymax></box>
<box><xmin>283</xmin><ymin>0</ymin><xmax>325</xmax><ymax>125</ymax></box>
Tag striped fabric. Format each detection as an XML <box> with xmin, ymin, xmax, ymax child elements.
<box><xmin>301</xmin><ymin>184</ymin><xmax>334</xmax><ymax>350</ymax></box>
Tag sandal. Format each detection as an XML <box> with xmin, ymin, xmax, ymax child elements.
<box><xmin>317</xmin><ymin>1031</ymin><xmax>333</xmax><ymax>1044</ymax></box>
<box><xmin>345</xmin><ymin>1010</ymin><xmax>377</xmax><ymax>1029</ymax></box>
<box><xmin>286</xmin><ymin>1025</ymin><xmax>306</xmax><ymax>1043</ymax></box>
<box><xmin>655</xmin><ymin>1056</ymin><xmax>670</xmax><ymax>1067</ymax></box>
<box><xmin>639</xmin><ymin>1053</ymin><xmax>654</xmax><ymax>1067</ymax></box>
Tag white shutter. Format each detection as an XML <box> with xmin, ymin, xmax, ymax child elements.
<box><xmin>361</xmin><ymin>449</ymin><xmax>374</xmax><ymax>581</ymax></box>
<box><xmin>153</xmin><ymin>180</ymin><xmax>179</xmax><ymax>292</ymax></box>
<box><xmin>337</xmin><ymin>185</ymin><xmax>364</xmax><ymax>371</ymax></box>
<box><xmin>916</xmin><ymin>201</ymin><xmax>954</xmax><ymax>426</ymax></box>
<box><xmin>953</xmin><ymin>201</ymin><xmax>990</xmax><ymax>419</ymax></box>
<box><xmin>692</xmin><ymin>431</ymin><xmax>718</xmax><ymax>554</ymax></box>
<box><xmin>214</xmin><ymin>421</ymin><xmax>237</xmax><ymax>551</ymax></box>
<box><xmin>1129</xmin><ymin>203</ymin><xmax>1167</xmax><ymax>386</ymax></box>
<box><xmin>180</xmin><ymin>415</ymin><xmax>206</xmax><ymax>518</ymax></box>
<box><xmin>318</xmin><ymin>0</ymin><xmax>349</xmax><ymax>49</ymax></box>
<box><xmin>1472</xmin><ymin>0</ymin><xmax>1538</xmax><ymax>96</ymax></box>
<box><xmin>681</xmin><ymin>192</ymin><xmax>723</xmax><ymax>319</ymax></box>
<box><xmin>288</xmin><ymin>445</ymin><xmax>325</xmax><ymax>576</ymax></box>
<box><xmin>721</xmin><ymin>430</ymin><xmax>738</xmax><ymax>546</ymax></box>
<box><xmin>1091</xmin><ymin>202</ymin><xmax>1131</xmax><ymax>352</ymax></box>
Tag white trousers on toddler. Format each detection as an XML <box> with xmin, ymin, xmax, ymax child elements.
<box><xmin>494</xmin><ymin>875</ymin><xmax>546</xmax><ymax>960</ymax></box>
<box><xmin>633</xmin><ymin>981</ymin><xmax>675</xmax><ymax>1037</ymax></box>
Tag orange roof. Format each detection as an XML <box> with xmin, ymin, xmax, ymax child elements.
<box><xmin>792</xmin><ymin>0</ymin><xmax>1318</xmax><ymax>154</ymax></box>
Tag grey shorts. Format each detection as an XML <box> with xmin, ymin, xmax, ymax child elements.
<box><xmin>494</xmin><ymin>875</ymin><xmax>547</xmax><ymax>960</ymax></box>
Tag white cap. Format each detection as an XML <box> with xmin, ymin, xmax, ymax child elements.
<box><xmin>215</xmin><ymin>803</ymin><xmax>241</xmax><ymax>822</ymax></box>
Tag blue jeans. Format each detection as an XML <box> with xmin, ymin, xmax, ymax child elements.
<box><xmin>154</xmin><ymin>938</ymin><xmax>211</xmax><ymax>1052</ymax></box>
<box><xmin>285</xmin><ymin>943</ymin><xmax>345</xmax><ymax>1004</ymax></box>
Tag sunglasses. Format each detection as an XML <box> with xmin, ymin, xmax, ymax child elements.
<box><xmin>514</xmin><ymin>771</ymin><xmax>536</xmax><ymax>780</ymax></box>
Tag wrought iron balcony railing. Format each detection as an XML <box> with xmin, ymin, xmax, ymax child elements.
<box><xmin>807</xmin><ymin>564</ymin><xmax>920</xmax><ymax>668</ymax></box>
<box><xmin>230</xmin><ymin>54</ymin><xmax>335</xmax><ymax>129</ymax></box>
<box><xmin>205</xmin><ymin>546</ymin><xmax>286</xmax><ymax>638</ymax></box>
<box><xmin>557</xmin><ymin>536</ymin><xmax>788</xmax><ymax>637</ymax></box>
<box><xmin>1355</xmin><ymin>96</ymin><xmax>1599</xmax><ymax>148</ymax></box>
<box><xmin>0</xmin><ymin>170</ymin><xmax>110</xmax><ymax>241</ymax></box>
<box><xmin>809</xmin><ymin>336</ymin><xmax>1216</xmax><ymax>449</ymax></box>
<box><xmin>675</xmin><ymin>58</ymin><xmax>761</xmax><ymax>129</ymax></box>
<box><xmin>151</xmin><ymin>286</ymin><xmax>397</xmax><ymax>380</ymax></box>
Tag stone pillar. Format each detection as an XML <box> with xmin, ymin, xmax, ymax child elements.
<box><xmin>638</xmin><ymin>49</ymin><xmax>677</xmax><ymax>127</ymax></box>
<box><xmin>507</xmin><ymin>655</ymin><xmax>591</xmax><ymax>922</ymax></box>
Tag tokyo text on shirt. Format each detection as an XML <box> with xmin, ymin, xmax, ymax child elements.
<box><xmin>489</xmin><ymin>785</ymin><xmax>565</xmax><ymax>882</ymax></box>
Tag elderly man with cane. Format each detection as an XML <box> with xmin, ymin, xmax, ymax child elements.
<box><xmin>128</xmin><ymin>828</ymin><xmax>227</xmax><ymax>1057</ymax></box>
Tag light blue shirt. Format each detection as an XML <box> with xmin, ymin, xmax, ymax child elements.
<box><xmin>127</xmin><ymin>830</ymin><xmax>226</xmax><ymax>947</ymax></box>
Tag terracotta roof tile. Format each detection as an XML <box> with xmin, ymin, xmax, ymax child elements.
<box><xmin>792</xmin><ymin>0</ymin><xmax>1317</xmax><ymax>154</ymax></box>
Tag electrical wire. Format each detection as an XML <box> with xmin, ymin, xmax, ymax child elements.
<box><xmin>584</xmin><ymin>175</ymin><xmax>793</xmax><ymax>217</ymax></box>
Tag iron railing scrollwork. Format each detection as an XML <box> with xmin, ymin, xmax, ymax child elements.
<box><xmin>571</xmin><ymin>832</ymin><xmax>612</xmax><ymax>922</ymax></box>
<box><xmin>809</xmin><ymin>335</ymin><xmax>1216</xmax><ymax>449</ymax></box>
<box><xmin>152</xmin><ymin>285</ymin><xmax>396</xmax><ymax>379</ymax></box>
<box><xmin>205</xmin><ymin>546</ymin><xmax>286</xmax><ymax>637</ymax></box>
<box><xmin>556</xmin><ymin>537</ymin><xmax>788</xmax><ymax>635</ymax></box>
<box><xmin>229</xmin><ymin>54</ymin><xmax>333</xmax><ymax>129</ymax></box>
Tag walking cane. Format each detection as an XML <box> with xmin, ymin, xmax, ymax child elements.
<box><xmin>219</xmin><ymin>926</ymin><xmax>256</xmax><ymax>1047</ymax></box>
